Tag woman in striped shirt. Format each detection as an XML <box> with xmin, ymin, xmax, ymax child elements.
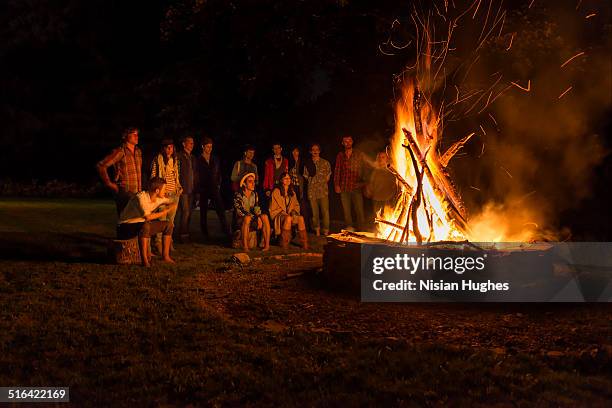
<box><xmin>150</xmin><ymin>138</ymin><xmax>182</xmax><ymax>250</ymax></box>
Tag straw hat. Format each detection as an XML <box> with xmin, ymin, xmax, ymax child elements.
<box><xmin>240</xmin><ymin>172</ymin><xmax>256</xmax><ymax>188</ymax></box>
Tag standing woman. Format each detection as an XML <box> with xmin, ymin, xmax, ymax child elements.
<box><xmin>151</xmin><ymin>138</ymin><xmax>182</xmax><ymax>250</ymax></box>
<box><xmin>288</xmin><ymin>147</ymin><xmax>309</xmax><ymax>229</ymax></box>
<box><xmin>269</xmin><ymin>172</ymin><xmax>308</xmax><ymax>249</ymax></box>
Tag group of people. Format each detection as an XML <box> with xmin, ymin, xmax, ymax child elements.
<box><xmin>97</xmin><ymin>127</ymin><xmax>397</xmax><ymax>266</ymax></box>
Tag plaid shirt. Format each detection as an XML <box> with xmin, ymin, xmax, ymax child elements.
<box><xmin>97</xmin><ymin>144</ymin><xmax>142</xmax><ymax>193</ymax></box>
<box><xmin>334</xmin><ymin>149</ymin><xmax>364</xmax><ymax>192</ymax></box>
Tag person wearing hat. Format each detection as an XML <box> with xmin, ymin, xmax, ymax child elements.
<box><xmin>232</xmin><ymin>172</ymin><xmax>270</xmax><ymax>251</ymax></box>
<box><xmin>197</xmin><ymin>135</ymin><xmax>230</xmax><ymax>240</ymax></box>
<box><xmin>150</xmin><ymin>138</ymin><xmax>182</xmax><ymax>252</ymax></box>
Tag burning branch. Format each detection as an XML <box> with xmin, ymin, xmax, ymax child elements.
<box><xmin>440</xmin><ymin>132</ymin><xmax>475</xmax><ymax>167</ymax></box>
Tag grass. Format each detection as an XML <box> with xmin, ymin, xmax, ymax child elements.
<box><xmin>0</xmin><ymin>198</ymin><xmax>610</xmax><ymax>406</ymax></box>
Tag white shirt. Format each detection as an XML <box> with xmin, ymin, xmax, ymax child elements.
<box><xmin>118</xmin><ymin>191</ymin><xmax>171</xmax><ymax>224</ymax></box>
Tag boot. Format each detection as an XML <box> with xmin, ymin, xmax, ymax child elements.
<box><xmin>298</xmin><ymin>229</ymin><xmax>309</xmax><ymax>250</ymax></box>
<box><xmin>280</xmin><ymin>229</ymin><xmax>292</xmax><ymax>249</ymax></box>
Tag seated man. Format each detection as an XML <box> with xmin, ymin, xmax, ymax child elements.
<box><xmin>233</xmin><ymin>173</ymin><xmax>271</xmax><ymax>252</ymax></box>
<box><xmin>117</xmin><ymin>177</ymin><xmax>178</xmax><ymax>266</ymax></box>
<box><xmin>269</xmin><ymin>172</ymin><xmax>308</xmax><ymax>249</ymax></box>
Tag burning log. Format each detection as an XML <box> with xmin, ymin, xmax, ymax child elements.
<box><xmin>440</xmin><ymin>132</ymin><xmax>475</xmax><ymax>167</ymax></box>
<box><xmin>402</xmin><ymin>128</ymin><xmax>469</xmax><ymax>234</ymax></box>
<box><xmin>404</xmin><ymin>138</ymin><xmax>425</xmax><ymax>244</ymax></box>
<box><xmin>375</xmin><ymin>217</ymin><xmax>407</xmax><ymax>231</ymax></box>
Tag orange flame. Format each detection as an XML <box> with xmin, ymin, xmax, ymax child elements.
<box><xmin>378</xmin><ymin>79</ymin><xmax>467</xmax><ymax>243</ymax></box>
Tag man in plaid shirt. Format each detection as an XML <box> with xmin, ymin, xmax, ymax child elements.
<box><xmin>334</xmin><ymin>135</ymin><xmax>365</xmax><ymax>231</ymax></box>
<box><xmin>97</xmin><ymin>127</ymin><xmax>143</xmax><ymax>215</ymax></box>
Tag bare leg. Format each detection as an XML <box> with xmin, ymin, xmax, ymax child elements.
<box><xmin>297</xmin><ymin>215</ymin><xmax>306</xmax><ymax>231</ymax></box>
<box><xmin>261</xmin><ymin>215</ymin><xmax>271</xmax><ymax>251</ymax></box>
<box><xmin>140</xmin><ymin>236</ymin><xmax>151</xmax><ymax>267</ymax></box>
<box><xmin>242</xmin><ymin>216</ymin><xmax>251</xmax><ymax>251</ymax></box>
<box><xmin>162</xmin><ymin>235</ymin><xmax>175</xmax><ymax>263</ymax></box>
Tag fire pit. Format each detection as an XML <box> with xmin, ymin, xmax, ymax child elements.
<box><xmin>322</xmin><ymin>231</ymin><xmax>558</xmax><ymax>301</ymax></box>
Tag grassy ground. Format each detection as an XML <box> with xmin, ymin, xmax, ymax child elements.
<box><xmin>0</xmin><ymin>198</ymin><xmax>610</xmax><ymax>406</ymax></box>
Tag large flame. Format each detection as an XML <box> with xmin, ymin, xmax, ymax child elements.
<box><xmin>377</xmin><ymin>79</ymin><xmax>468</xmax><ymax>243</ymax></box>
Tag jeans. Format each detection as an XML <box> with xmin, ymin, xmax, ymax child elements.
<box><xmin>339</xmin><ymin>190</ymin><xmax>365</xmax><ymax>229</ymax></box>
<box><xmin>175</xmin><ymin>193</ymin><xmax>195</xmax><ymax>239</ymax></box>
<box><xmin>309</xmin><ymin>196</ymin><xmax>330</xmax><ymax>231</ymax></box>
<box><xmin>200</xmin><ymin>187</ymin><xmax>230</xmax><ymax>237</ymax></box>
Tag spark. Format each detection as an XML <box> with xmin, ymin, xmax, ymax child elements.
<box><xmin>561</xmin><ymin>51</ymin><xmax>585</xmax><ymax>68</ymax></box>
<box><xmin>500</xmin><ymin>166</ymin><xmax>513</xmax><ymax>179</ymax></box>
<box><xmin>528</xmin><ymin>0</ymin><xmax>535</xmax><ymax>9</ymax></box>
<box><xmin>558</xmin><ymin>86</ymin><xmax>573</xmax><ymax>99</ymax></box>
<box><xmin>488</xmin><ymin>113</ymin><xmax>498</xmax><ymax>127</ymax></box>
<box><xmin>585</xmin><ymin>13</ymin><xmax>596</xmax><ymax>19</ymax></box>
<box><xmin>505</xmin><ymin>33</ymin><xmax>515</xmax><ymax>50</ymax></box>
<box><xmin>523</xmin><ymin>222</ymin><xmax>539</xmax><ymax>228</ymax></box>
<box><xmin>479</xmin><ymin>124</ymin><xmax>486</xmax><ymax>135</ymax></box>
<box><xmin>479</xmin><ymin>142</ymin><xmax>485</xmax><ymax>157</ymax></box>
<box><xmin>575</xmin><ymin>0</ymin><xmax>582</xmax><ymax>10</ymax></box>
<box><xmin>510</xmin><ymin>80</ymin><xmax>531</xmax><ymax>92</ymax></box>
<box><xmin>472</xmin><ymin>0</ymin><xmax>482</xmax><ymax>19</ymax></box>
<box><xmin>489</xmin><ymin>84</ymin><xmax>512</xmax><ymax>104</ymax></box>
<box><xmin>378</xmin><ymin>44</ymin><xmax>396</xmax><ymax>56</ymax></box>
<box><xmin>470</xmin><ymin>186</ymin><xmax>481</xmax><ymax>191</ymax></box>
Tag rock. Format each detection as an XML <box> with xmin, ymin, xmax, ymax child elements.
<box><xmin>231</xmin><ymin>253</ymin><xmax>250</xmax><ymax>265</ymax></box>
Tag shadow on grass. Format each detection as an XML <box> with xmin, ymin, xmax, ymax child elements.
<box><xmin>0</xmin><ymin>232</ymin><xmax>110</xmax><ymax>264</ymax></box>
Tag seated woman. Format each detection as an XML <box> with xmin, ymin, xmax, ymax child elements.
<box><xmin>269</xmin><ymin>172</ymin><xmax>308</xmax><ymax>249</ymax></box>
<box><xmin>233</xmin><ymin>172</ymin><xmax>271</xmax><ymax>251</ymax></box>
<box><xmin>117</xmin><ymin>177</ymin><xmax>178</xmax><ymax>267</ymax></box>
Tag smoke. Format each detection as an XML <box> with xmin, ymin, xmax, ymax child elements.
<box><xmin>450</xmin><ymin>0</ymin><xmax>612</xmax><ymax>241</ymax></box>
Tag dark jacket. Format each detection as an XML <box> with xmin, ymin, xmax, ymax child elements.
<box><xmin>177</xmin><ymin>150</ymin><xmax>197</xmax><ymax>194</ymax></box>
<box><xmin>197</xmin><ymin>154</ymin><xmax>222</xmax><ymax>193</ymax></box>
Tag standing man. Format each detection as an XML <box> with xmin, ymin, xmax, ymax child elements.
<box><xmin>365</xmin><ymin>151</ymin><xmax>398</xmax><ymax>218</ymax></box>
<box><xmin>230</xmin><ymin>145</ymin><xmax>258</xmax><ymax>191</ymax></box>
<box><xmin>197</xmin><ymin>136</ymin><xmax>230</xmax><ymax>240</ymax></box>
<box><xmin>334</xmin><ymin>135</ymin><xmax>365</xmax><ymax>231</ymax></box>
<box><xmin>263</xmin><ymin>143</ymin><xmax>288</xmax><ymax>199</ymax></box>
<box><xmin>304</xmin><ymin>143</ymin><xmax>332</xmax><ymax>236</ymax></box>
<box><xmin>97</xmin><ymin>126</ymin><xmax>142</xmax><ymax>215</ymax></box>
<box><xmin>175</xmin><ymin>135</ymin><xmax>197</xmax><ymax>243</ymax></box>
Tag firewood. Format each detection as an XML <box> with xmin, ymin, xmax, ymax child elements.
<box><xmin>440</xmin><ymin>132</ymin><xmax>475</xmax><ymax>167</ymax></box>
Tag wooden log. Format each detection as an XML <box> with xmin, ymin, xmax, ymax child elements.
<box><xmin>440</xmin><ymin>132</ymin><xmax>475</xmax><ymax>167</ymax></box>
<box><xmin>402</xmin><ymin>127</ymin><xmax>469</xmax><ymax>235</ymax></box>
<box><xmin>109</xmin><ymin>238</ymin><xmax>141</xmax><ymax>265</ymax></box>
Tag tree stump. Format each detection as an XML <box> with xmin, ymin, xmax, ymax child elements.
<box><xmin>109</xmin><ymin>238</ymin><xmax>142</xmax><ymax>264</ymax></box>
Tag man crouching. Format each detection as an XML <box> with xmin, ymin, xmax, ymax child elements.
<box><xmin>117</xmin><ymin>177</ymin><xmax>178</xmax><ymax>266</ymax></box>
